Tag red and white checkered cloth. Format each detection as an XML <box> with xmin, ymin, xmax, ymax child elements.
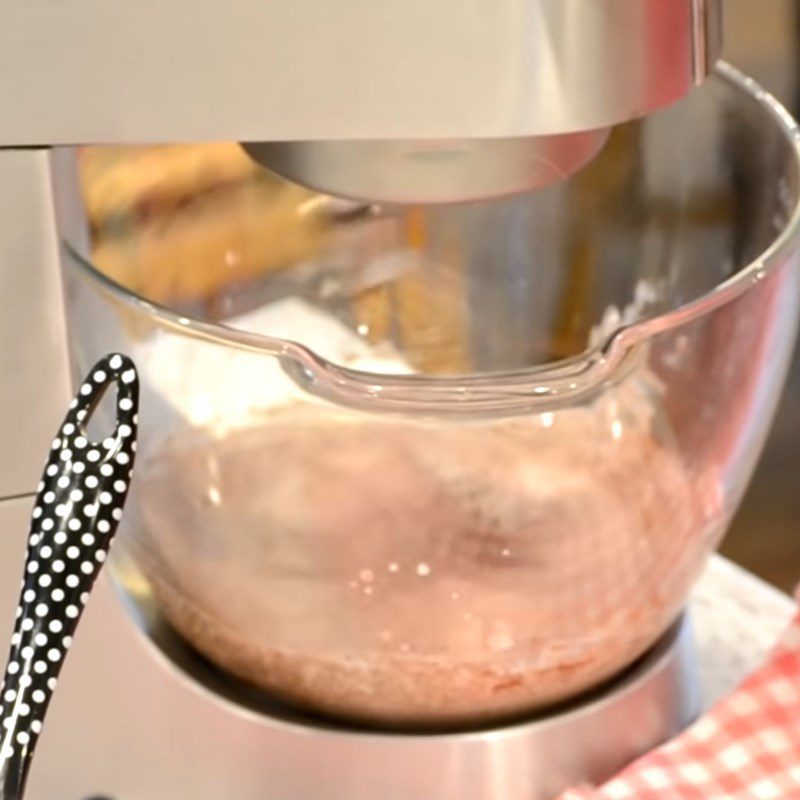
<box><xmin>560</xmin><ymin>605</ymin><xmax>800</xmax><ymax>799</ymax></box>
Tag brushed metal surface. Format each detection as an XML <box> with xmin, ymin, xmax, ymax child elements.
<box><xmin>242</xmin><ymin>129</ymin><xmax>613</xmax><ymax>203</ymax></box>
<box><xmin>0</xmin><ymin>150</ymin><xmax>70</xmax><ymax>499</ymax></box>
<box><xmin>0</xmin><ymin>0</ymin><xmax>719</xmax><ymax>145</ymax></box>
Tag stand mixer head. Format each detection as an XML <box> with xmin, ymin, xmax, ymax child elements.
<box><xmin>242</xmin><ymin>0</ymin><xmax>721</xmax><ymax>203</ymax></box>
<box><xmin>0</xmin><ymin>1</ymin><xmax>721</xmax><ymax>203</ymax></box>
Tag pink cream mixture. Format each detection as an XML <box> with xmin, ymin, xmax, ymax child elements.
<box><xmin>130</xmin><ymin>388</ymin><xmax>721</xmax><ymax>728</ymax></box>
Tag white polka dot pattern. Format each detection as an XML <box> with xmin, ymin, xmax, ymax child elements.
<box><xmin>0</xmin><ymin>353</ymin><xmax>138</xmax><ymax>798</ymax></box>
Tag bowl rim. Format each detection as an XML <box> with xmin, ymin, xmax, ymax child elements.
<box><xmin>65</xmin><ymin>61</ymin><xmax>800</xmax><ymax>415</ymax></box>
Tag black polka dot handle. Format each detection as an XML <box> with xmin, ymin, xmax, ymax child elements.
<box><xmin>0</xmin><ymin>354</ymin><xmax>139</xmax><ymax>800</ymax></box>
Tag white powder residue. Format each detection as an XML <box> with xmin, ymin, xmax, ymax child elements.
<box><xmin>140</xmin><ymin>298</ymin><xmax>412</xmax><ymax>432</ymax></box>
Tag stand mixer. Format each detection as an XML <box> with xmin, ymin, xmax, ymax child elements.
<box><xmin>2</xmin><ymin>1</ymin><xmax>800</xmax><ymax>798</ymax></box>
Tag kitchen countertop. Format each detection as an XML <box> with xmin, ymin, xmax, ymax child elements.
<box><xmin>691</xmin><ymin>555</ymin><xmax>794</xmax><ymax>708</ymax></box>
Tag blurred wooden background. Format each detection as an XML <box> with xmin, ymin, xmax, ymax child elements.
<box><xmin>721</xmin><ymin>0</ymin><xmax>800</xmax><ymax>591</ymax></box>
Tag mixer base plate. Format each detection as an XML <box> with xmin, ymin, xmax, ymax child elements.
<box><xmin>109</xmin><ymin>545</ymin><xmax>701</xmax><ymax>800</ymax></box>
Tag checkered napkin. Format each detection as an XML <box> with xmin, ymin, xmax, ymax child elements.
<box><xmin>559</xmin><ymin>606</ymin><xmax>800</xmax><ymax>799</ymax></box>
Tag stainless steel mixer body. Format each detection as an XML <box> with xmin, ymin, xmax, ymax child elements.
<box><xmin>1</xmin><ymin>2</ymin><xmax>793</xmax><ymax>798</ymax></box>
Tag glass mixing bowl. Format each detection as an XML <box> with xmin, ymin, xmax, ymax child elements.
<box><xmin>56</xmin><ymin>63</ymin><xmax>800</xmax><ymax>729</ymax></box>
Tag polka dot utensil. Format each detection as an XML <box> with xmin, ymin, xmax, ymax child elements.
<box><xmin>0</xmin><ymin>354</ymin><xmax>138</xmax><ymax>800</ymax></box>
